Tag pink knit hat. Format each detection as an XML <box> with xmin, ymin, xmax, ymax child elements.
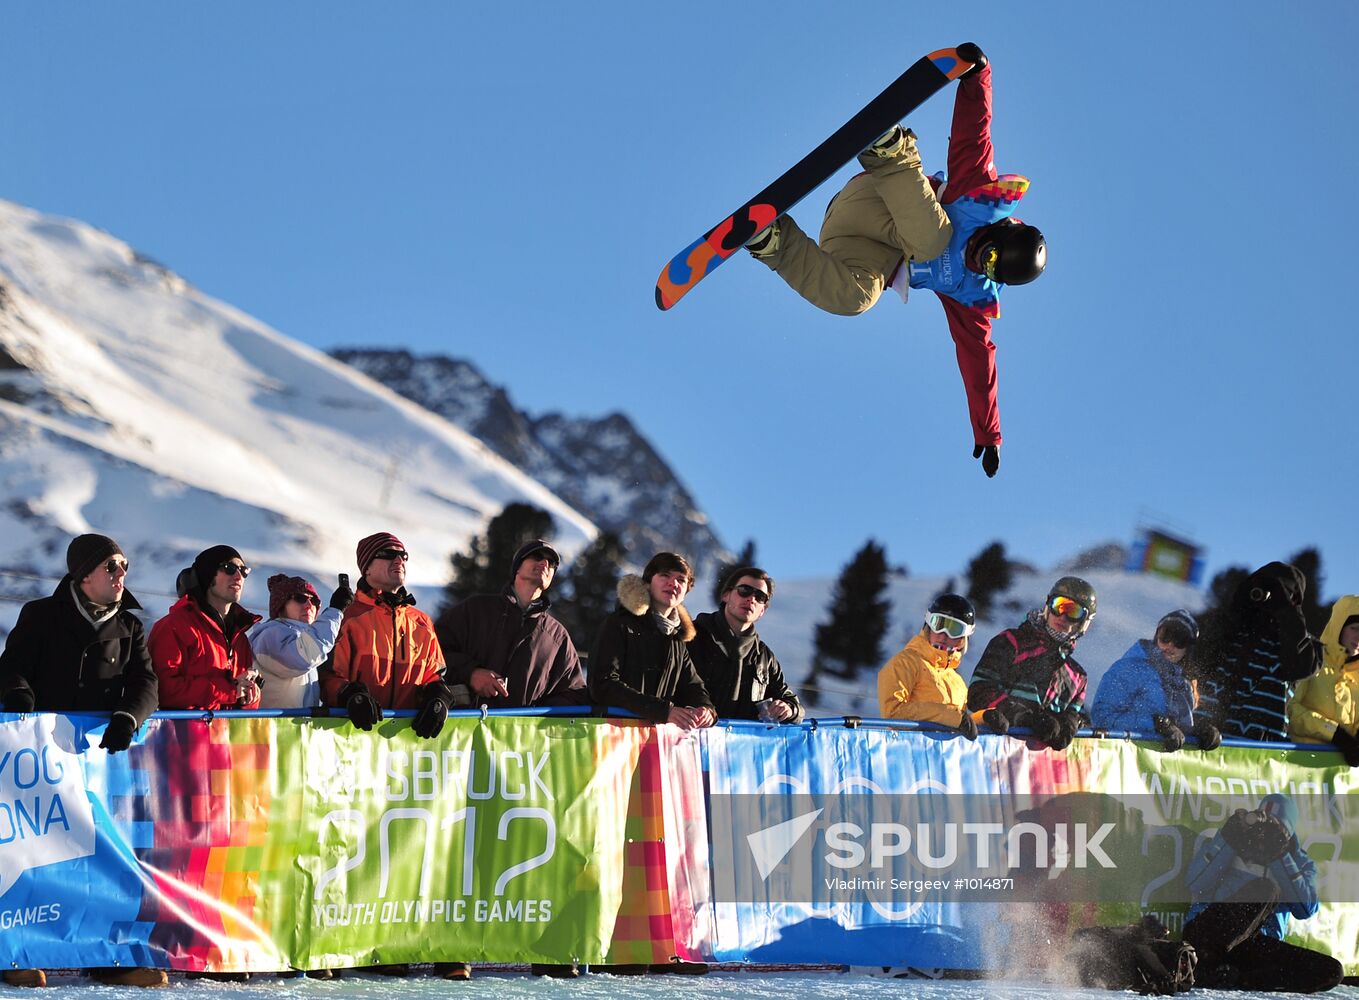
<box><xmin>267</xmin><ymin>574</ymin><xmax>321</xmax><ymax>619</ymax></box>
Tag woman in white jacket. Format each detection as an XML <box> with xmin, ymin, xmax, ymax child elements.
<box><xmin>247</xmin><ymin>574</ymin><xmax>344</xmax><ymax>709</ymax></box>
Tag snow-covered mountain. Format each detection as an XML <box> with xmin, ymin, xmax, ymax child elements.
<box><xmin>329</xmin><ymin>348</ymin><xmax>728</xmax><ymax>577</ymax></box>
<box><xmin>0</xmin><ymin>198</ymin><xmax>597</xmax><ymax>626</ymax></box>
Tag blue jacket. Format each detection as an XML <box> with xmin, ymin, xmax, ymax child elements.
<box><xmin>906</xmin><ymin>174</ymin><xmax>1028</xmax><ymax>317</ymax></box>
<box><xmin>246</xmin><ymin>609</ymin><xmax>343</xmax><ymax>709</ymax></box>
<box><xmin>1090</xmin><ymin>640</ymin><xmax>1195</xmax><ymax>733</ymax></box>
<box><xmin>1186</xmin><ymin>828</ymin><xmax>1318</xmax><ymax>939</ymax></box>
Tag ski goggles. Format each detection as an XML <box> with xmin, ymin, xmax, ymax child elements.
<box><xmin>924</xmin><ymin>612</ymin><xmax>974</xmax><ymax>639</ymax></box>
<box><xmin>1047</xmin><ymin>595</ymin><xmax>1090</xmax><ymax>622</ymax></box>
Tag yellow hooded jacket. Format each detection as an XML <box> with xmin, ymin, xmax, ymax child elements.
<box><xmin>877</xmin><ymin>630</ymin><xmax>970</xmax><ymax>725</ymax></box>
<box><xmin>1288</xmin><ymin>594</ymin><xmax>1359</xmax><ymax>742</ymax></box>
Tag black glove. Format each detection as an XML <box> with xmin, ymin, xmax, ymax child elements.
<box><xmin>411</xmin><ymin>682</ymin><xmax>453</xmax><ymax>740</ymax></box>
<box><xmin>3</xmin><ymin>688</ymin><xmax>36</xmax><ymax>713</ymax></box>
<box><xmin>329</xmin><ymin>579</ymin><xmax>354</xmax><ymax>611</ymax></box>
<box><xmin>1331</xmin><ymin>726</ymin><xmax>1359</xmax><ymax>766</ymax></box>
<box><xmin>956</xmin><ymin>42</ymin><xmax>988</xmax><ymax>79</ymax></box>
<box><xmin>338</xmin><ymin>681</ymin><xmax>383</xmax><ymax>731</ymax></box>
<box><xmin>1192</xmin><ymin>720</ymin><xmax>1222</xmax><ymax>751</ymax></box>
<box><xmin>956</xmin><ymin>710</ymin><xmax>979</xmax><ymax>741</ymax></box>
<box><xmin>1031</xmin><ymin>711</ymin><xmax>1062</xmax><ymax>746</ymax></box>
<box><xmin>981</xmin><ymin>697</ymin><xmax>1025</xmax><ymax>734</ymax></box>
<box><xmin>972</xmin><ymin>444</ymin><xmax>1000</xmax><ymax>478</ymax></box>
<box><xmin>99</xmin><ymin>713</ymin><xmax>138</xmax><ymax>753</ymax></box>
<box><xmin>1153</xmin><ymin>714</ymin><xmax>1186</xmax><ymax>752</ymax></box>
<box><xmin>1053</xmin><ymin>711</ymin><xmax>1084</xmax><ymax>750</ymax></box>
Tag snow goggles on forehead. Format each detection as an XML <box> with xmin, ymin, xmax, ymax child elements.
<box><xmin>1047</xmin><ymin>595</ymin><xmax>1089</xmax><ymax>622</ymax></box>
<box><xmin>924</xmin><ymin>612</ymin><xmax>974</xmax><ymax>639</ymax></box>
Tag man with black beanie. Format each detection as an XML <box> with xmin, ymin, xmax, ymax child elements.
<box><xmin>0</xmin><ymin>533</ymin><xmax>167</xmax><ymax>988</ymax></box>
<box><xmin>148</xmin><ymin>544</ymin><xmax>262</xmax><ymax>710</ymax></box>
<box><xmin>438</xmin><ymin>539</ymin><xmax>587</xmax><ymax>710</ymax></box>
<box><xmin>433</xmin><ymin>538</ymin><xmax>586</xmax><ymax>980</ymax></box>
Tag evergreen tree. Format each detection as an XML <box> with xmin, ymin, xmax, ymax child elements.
<box><xmin>810</xmin><ymin>540</ymin><xmax>891</xmax><ymax>686</ymax></box>
<box><xmin>1193</xmin><ymin>564</ymin><xmax>1249</xmax><ymax>676</ymax></box>
<box><xmin>965</xmin><ymin>541</ymin><xmax>1012</xmax><ymax>618</ymax></box>
<box><xmin>439</xmin><ymin>502</ymin><xmax>554</xmax><ymax>614</ymax></box>
<box><xmin>712</xmin><ymin>539</ymin><xmax>758</xmax><ymax>605</ymax></box>
<box><xmin>555</xmin><ymin>530</ymin><xmax>626</xmax><ymax>648</ymax></box>
<box><xmin>1287</xmin><ymin>547</ymin><xmax>1328</xmax><ymax>636</ymax></box>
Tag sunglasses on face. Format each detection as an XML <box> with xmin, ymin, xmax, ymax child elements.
<box><xmin>1047</xmin><ymin>595</ymin><xmax>1089</xmax><ymax>622</ymax></box>
<box><xmin>291</xmin><ymin>593</ymin><xmax>320</xmax><ymax>607</ymax></box>
<box><xmin>1156</xmin><ymin>626</ymin><xmax>1191</xmax><ymax>649</ymax></box>
<box><xmin>218</xmin><ymin>562</ymin><xmax>251</xmax><ymax>578</ymax></box>
<box><xmin>103</xmin><ymin>559</ymin><xmax>129</xmax><ymax>575</ymax></box>
<box><xmin>925</xmin><ymin>612</ymin><xmax>975</xmax><ymax>639</ymax></box>
<box><xmin>374</xmin><ymin>548</ymin><xmax>409</xmax><ymax>562</ymax></box>
<box><xmin>733</xmin><ymin>583</ymin><xmax>770</xmax><ymax>604</ymax></box>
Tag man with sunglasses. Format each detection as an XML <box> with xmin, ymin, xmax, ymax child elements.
<box><xmin>967</xmin><ymin>576</ymin><xmax>1095</xmax><ymax>750</ymax></box>
<box><xmin>688</xmin><ymin>566</ymin><xmax>803</xmax><ymax>724</ymax></box>
<box><xmin>0</xmin><ymin>534</ymin><xmax>165</xmax><ymax>988</ymax></box>
<box><xmin>745</xmin><ymin>43</ymin><xmax>1043</xmax><ymax>479</ymax></box>
<box><xmin>877</xmin><ymin>594</ymin><xmax>979</xmax><ymax>738</ymax></box>
<box><xmin>149</xmin><ymin>544</ymin><xmax>262</xmax><ymax>711</ymax></box>
<box><xmin>321</xmin><ymin>532</ymin><xmax>450</xmax><ymax>741</ymax></box>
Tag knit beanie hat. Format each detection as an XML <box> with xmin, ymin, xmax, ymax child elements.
<box><xmin>511</xmin><ymin>539</ymin><xmax>560</xmax><ymax>579</ymax></box>
<box><xmin>357</xmin><ymin>532</ymin><xmax>405</xmax><ymax>574</ymax></box>
<box><xmin>66</xmin><ymin>533</ymin><xmax>124</xmax><ymax>582</ymax></box>
<box><xmin>1156</xmin><ymin>609</ymin><xmax>1199</xmax><ymax>646</ymax></box>
<box><xmin>193</xmin><ymin>544</ymin><xmax>244</xmax><ymax>591</ymax></box>
<box><xmin>266</xmin><ymin>574</ymin><xmax>321</xmax><ymax>619</ymax></box>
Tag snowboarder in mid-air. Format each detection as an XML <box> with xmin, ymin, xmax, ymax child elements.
<box><xmin>746</xmin><ymin>43</ymin><xmax>1044</xmax><ymax>478</ymax></box>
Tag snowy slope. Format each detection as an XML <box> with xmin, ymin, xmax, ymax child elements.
<box><xmin>756</xmin><ymin>562</ymin><xmax>1206</xmax><ymax>719</ymax></box>
<box><xmin>0</xmin><ymin>198</ymin><xmax>596</xmax><ymax>627</ymax></box>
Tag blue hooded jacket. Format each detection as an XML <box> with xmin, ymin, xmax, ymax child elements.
<box><xmin>1186</xmin><ymin>794</ymin><xmax>1318</xmax><ymax>940</ymax></box>
<box><xmin>1091</xmin><ymin>639</ymin><xmax>1196</xmax><ymax>733</ymax></box>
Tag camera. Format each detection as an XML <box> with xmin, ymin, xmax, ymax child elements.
<box><xmin>1248</xmin><ymin>586</ymin><xmax>1270</xmax><ymax>604</ymax></box>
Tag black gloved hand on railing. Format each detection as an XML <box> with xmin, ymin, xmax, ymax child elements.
<box><xmin>338</xmin><ymin>681</ymin><xmax>383</xmax><ymax>732</ymax></box>
<box><xmin>411</xmin><ymin>682</ymin><xmax>453</xmax><ymax>739</ymax></box>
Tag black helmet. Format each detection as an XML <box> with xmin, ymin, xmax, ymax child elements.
<box><xmin>928</xmin><ymin>593</ymin><xmax>976</xmax><ymax>625</ymax></box>
<box><xmin>1048</xmin><ymin>576</ymin><xmax>1097</xmax><ymax>617</ymax></box>
<box><xmin>966</xmin><ymin>219</ymin><xmax>1046</xmax><ymax>285</ymax></box>
<box><xmin>925</xmin><ymin>593</ymin><xmax>977</xmax><ymax>639</ymax></box>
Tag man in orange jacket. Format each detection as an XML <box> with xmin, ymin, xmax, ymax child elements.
<box><xmin>321</xmin><ymin>531</ymin><xmax>450</xmax><ymax>738</ymax></box>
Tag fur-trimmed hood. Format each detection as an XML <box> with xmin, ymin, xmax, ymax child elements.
<box><xmin>617</xmin><ymin>574</ymin><xmax>696</xmax><ymax>642</ymax></box>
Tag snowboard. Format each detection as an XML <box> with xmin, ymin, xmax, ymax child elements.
<box><xmin>655</xmin><ymin>46</ymin><xmax>978</xmax><ymax>311</ymax></box>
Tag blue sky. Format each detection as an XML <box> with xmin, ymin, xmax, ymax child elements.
<box><xmin>4</xmin><ymin>3</ymin><xmax>1357</xmax><ymax>597</ymax></box>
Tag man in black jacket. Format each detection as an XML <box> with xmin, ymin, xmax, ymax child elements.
<box><xmin>688</xmin><ymin>566</ymin><xmax>803</xmax><ymax>723</ymax></box>
<box><xmin>0</xmin><ymin>533</ymin><xmax>166</xmax><ymax>988</ymax></box>
<box><xmin>439</xmin><ymin>539</ymin><xmax>587</xmax><ymax>710</ymax></box>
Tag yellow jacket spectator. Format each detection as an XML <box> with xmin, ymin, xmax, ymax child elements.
<box><xmin>1288</xmin><ymin>594</ymin><xmax>1359</xmax><ymax>765</ymax></box>
<box><xmin>877</xmin><ymin>594</ymin><xmax>978</xmax><ymax>739</ymax></box>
